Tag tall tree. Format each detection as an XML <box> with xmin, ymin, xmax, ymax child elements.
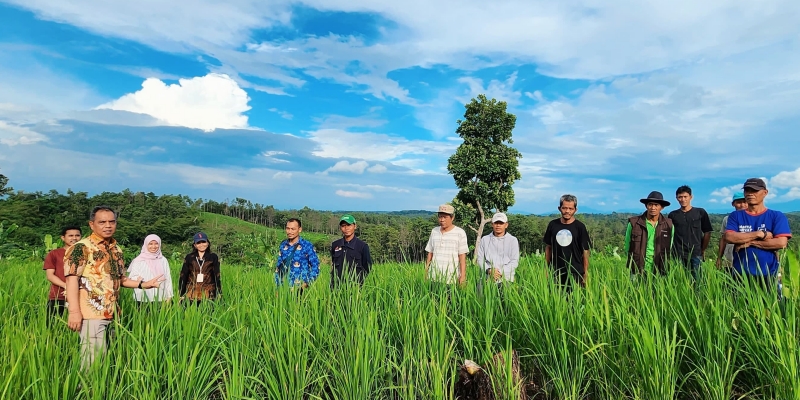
<box><xmin>447</xmin><ymin>94</ymin><xmax>522</xmax><ymax>260</ymax></box>
<box><xmin>0</xmin><ymin>169</ymin><xmax>12</xmax><ymax>198</ymax></box>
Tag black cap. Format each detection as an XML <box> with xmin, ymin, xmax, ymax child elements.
<box><xmin>640</xmin><ymin>191</ymin><xmax>670</xmax><ymax>207</ymax></box>
<box><xmin>743</xmin><ymin>178</ymin><xmax>767</xmax><ymax>191</ymax></box>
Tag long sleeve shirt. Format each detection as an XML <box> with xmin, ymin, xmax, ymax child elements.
<box><xmin>178</xmin><ymin>252</ymin><xmax>221</xmax><ymax>300</ymax></box>
<box><xmin>128</xmin><ymin>258</ymin><xmax>174</xmax><ymax>302</ymax></box>
<box><xmin>475</xmin><ymin>232</ymin><xmax>520</xmax><ymax>282</ymax></box>
<box><xmin>275</xmin><ymin>237</ymin><xmax>320</xmax><ymax>287</ymax></box>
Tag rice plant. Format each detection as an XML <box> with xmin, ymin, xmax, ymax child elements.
<box><xmin>1</xmin><ymin>255</ymin><xmax>798</xmax><ymax>399</ymax></box>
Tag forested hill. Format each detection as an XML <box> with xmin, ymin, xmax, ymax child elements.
<box><xmin>1</xmin><ymin>189</ymin><xmax>798</xmax><ymax>264</ymax></box>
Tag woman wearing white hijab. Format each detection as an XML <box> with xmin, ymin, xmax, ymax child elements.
<box><xmin>128</xmin><ymin>234</ymin><xmax>174</xmax><ymax>304</ymax></box>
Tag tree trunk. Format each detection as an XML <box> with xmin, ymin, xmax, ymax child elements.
<box><xmin>472</xmin><ymin>199</ymin><xmax>490</xmax><ymax>263</ymax></box>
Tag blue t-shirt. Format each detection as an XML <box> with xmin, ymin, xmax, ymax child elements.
<box><xmin>726</xmin><ymin>209</ymin><xmax>792</xmax><ymax>276</ymax></box>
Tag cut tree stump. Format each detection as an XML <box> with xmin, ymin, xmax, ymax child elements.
<box><xmin>454</xmin><ymin>350</ymin><xmax>527</xmax><ymax>400</ymax></box>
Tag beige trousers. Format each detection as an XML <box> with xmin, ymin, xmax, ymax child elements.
<box><xmin>80</xmin><ymin>319</ymin><xmax>113</xmax><ymax>370</ymax></box>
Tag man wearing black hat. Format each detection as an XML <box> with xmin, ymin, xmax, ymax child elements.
<box><xmin>724</xmin><ymin>178</ymin><xmax>791</xmax><ymax>287</ymax></box>
<box><xmin>624</xmin><ymin>191</ymin><xmax>675</xmax><ymax>275</ymax></box>
<box><xmin>330</xmin><ymin>214</ymin><xmax>372</xmax><ymax>288</ymax></box>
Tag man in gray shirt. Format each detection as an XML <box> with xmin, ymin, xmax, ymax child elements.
<box><xmin>476</xmin><ymin>212</ymin><xmax>520</xmax><ymax>282</ymax></box>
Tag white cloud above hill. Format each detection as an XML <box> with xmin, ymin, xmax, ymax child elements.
<box><xmin>97</xmin><ymin>73</ymin><xmax>251</xmax><ymax>132</ymax></box>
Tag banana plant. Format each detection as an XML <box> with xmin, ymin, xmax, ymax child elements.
<box><xmin>43</xmin><ymin>234</ymin><xmax>62</xmax><ymax>252</ymax></box>
<box><xmin>0</xmin><ymin>221</ymin><xmax>19</xmax><ymax>260</ymax></box>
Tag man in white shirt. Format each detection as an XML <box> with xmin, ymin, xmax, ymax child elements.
<box><xmin>425</xmin><ymin>204</ymin><xmax>469</xmax><ymax>286</ymax></box>
<box><xmin>476</xmin><ymin>212</ymin><xmax>520</xmax><ymax>282</ymax></box>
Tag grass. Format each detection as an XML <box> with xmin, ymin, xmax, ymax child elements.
<box><xmin>1</xmin><ymin>254</ymin><xmax>798</xmax><ymax>399</ymax></box>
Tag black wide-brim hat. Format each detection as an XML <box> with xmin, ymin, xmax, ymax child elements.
<box><xmin>639</xmin><ymin>191</ymin><xmax>670</xmax><ymax>207</ymax></box>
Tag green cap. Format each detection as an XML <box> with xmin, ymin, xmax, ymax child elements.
<box><xmin>339</xmin><ymin>214</ymin><xmax>356</xmax><ymax>225</ymax></box>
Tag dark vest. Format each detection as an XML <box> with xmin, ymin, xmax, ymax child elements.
<box><xmin>627</xmin><ymin>213</ymin><xmax>673</xmax><ymax>275</ymax></box>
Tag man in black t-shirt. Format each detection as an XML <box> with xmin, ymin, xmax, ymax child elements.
<box><xmin>543</xmin><ymin>194</ymin><xmax>591</xmax><ymax>289</ymax></box>
<box><xmin>668</xmin><ymin>185</ymin><xmax>713</xmax><ymax>282</ymax></box>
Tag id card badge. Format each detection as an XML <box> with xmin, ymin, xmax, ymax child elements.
<box><xmin>196</xmin><ymin>273</ymin><xmax>204</xmax><ymax>283</ymax></box>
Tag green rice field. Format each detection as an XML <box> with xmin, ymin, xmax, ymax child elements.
<box><xmin>1</xmin><ymin>255</ymin><xmax>798</xmax><ymax>399</ymax></box>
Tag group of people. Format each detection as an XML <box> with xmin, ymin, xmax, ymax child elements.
<box><xmin>40</xmin><ymin>178</ymin><xmax>791</xmax><ymax>370</ymax></box>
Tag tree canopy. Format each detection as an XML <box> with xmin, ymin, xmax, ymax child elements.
<box><xmin>447</xmin><ymin>94</ymin><xmax>522</xmax><ymax>257</ymax></box>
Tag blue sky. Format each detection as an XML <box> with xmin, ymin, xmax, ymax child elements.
<box><xmin>2</xmin><ymin>1</ymin><xmax>800</xmax><ymax>214</ymax></box>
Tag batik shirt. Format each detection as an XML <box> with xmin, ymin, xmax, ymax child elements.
<box><xmin>63</xmin><ymin>233</ymin><xmax>126</xmax><ymax>320</ymax></box>
<box><xmin>274</xmin><ymin>237</ymin><xmax>320</xmax><ymax>287</ymax></box>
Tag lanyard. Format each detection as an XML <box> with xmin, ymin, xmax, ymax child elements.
<box><xmin>196</xmin><ymin>256</ymin><xmax>206</xmax><ymax>274</ymax></box>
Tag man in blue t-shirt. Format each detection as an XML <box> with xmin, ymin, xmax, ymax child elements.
<box><xmin>724</xmin><ymin>178</ymin><xmax>791</xmax><ymax>281</ymax></box>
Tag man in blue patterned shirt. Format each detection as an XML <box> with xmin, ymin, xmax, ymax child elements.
<box><xmin>275</xmin><ymin>218</ymin><xmax>320</xmax><ymax>291</ymax></box>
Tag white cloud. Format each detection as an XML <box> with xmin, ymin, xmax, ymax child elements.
<box><xmin>337</xmin><ymin>183</ymin><xmax>410</xmax><ymax>193</ymax></box>
<box><xmin>0</xmin><ymin>121</ymin><xmax>47</xmax><ymax>146</ymax></box>
<box><xmin>322</xmin><ymin>160</ymin><xmax>370</xmax><ymax>174</ymax></box>
<box><xmin>308</xmin><ymin>128</ymin><xmax>454</xmax><ymax>162</ymax></box>
<box><xmin>770</xmin><ymin>167</ymin><xmax>800</xmax><ymax>188</ymax></box>
<box><xmin>457</xmin><ymin>72</ymin><xmax>522</xmax><ymax>105</ymax></box>
<box><xmin>335</xmin><ymin>190</ymin><xmax>372</xmax><ymax>199</ymax></box>
<box><xmin>262</xmin><ymin>150</ymin><xmax>290</xmax><ymax>163</ymax></box>
<box><xmin>367</xmin><ymin>164</ymin><xmax>387</xmax><ymax>173</ymax></box>
<box><xmin>711</xmin><ymin>184</ymin><xmax>742</xmax><ymax>200</ymax></box>
<box><xmin>268</xmin><ymin>108</ymin><xmax>293</xmax><ymax>120</ymax></box>
<box><xmin>13</xmin><ymin>0</ymin><xmax>800</xmax><ymax>104</ymax></box>
<box><xmin>96</xmin><ymin>73</ymin><xmax>251</xmax><ymax>132</ymax></box>
<box><xmin>272</xmin><ymin>171</ymin><xmax>292</xmax><ymax>179</ymax></box>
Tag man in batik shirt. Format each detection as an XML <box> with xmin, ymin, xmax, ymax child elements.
<box><xmin>275</xmin><ymin>218</ymin><xmax>320</xmax><ymax>293</ymax></box>
<box><xmin>65</xmin><ymin>205</ymin><xmax>164</xmax><ymax>369</ymax></box>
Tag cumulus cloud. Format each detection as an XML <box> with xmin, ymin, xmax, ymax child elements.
<box><xmin>335</xmin><ymin>190</ymin><xmax>372</xmax><ymax>199</ymax></box>
<box><xmin>770</xmin><ymin>167</ymin><xmax>800</xmax><ymax>188</ymax></box>
<box><xmin>96</xmin><ymin>73</ymin><xmax>251</xmax><ymax>132</ymax></box>
<box><xmin>273</xmin><ymin>171</ymin><xmax>292</xmax><ymax>179</ymax></box>
<box><xmin>0</xmin><ymin>121</ymin><xmax>47</xmax><ymax>146</ymax></box>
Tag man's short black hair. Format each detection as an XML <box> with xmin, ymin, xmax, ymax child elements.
<box><xmin>676</xmin><ymin>185</ymin><xmax>692</xmax><ymax>196</ymax></box>
<box><xmin>61</xmin><ymin>226</ymin><xmax>82</xmax><ymax>236</ymax></box>
<box><xmin>89</xmin><ymin>205</ymin><xmax>117</xmax><ymax>221</ymax></box>
<box><xmin>286</xmin><ymin>218</ymin><xmax>302</xmax><ymax>228</ymax></box>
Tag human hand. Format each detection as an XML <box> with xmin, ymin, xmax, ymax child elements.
<box><xmin>458</xmin><ymin>276</ymin><xmax>466</xmax><ymax>287</ymax></box>
<box><xmin>143</xmin><ymin>275</ymin><xmax>165</xmax><ymax>289</ymax></box>
<box><xmin>764</xmin><ymin>231</ymin><xmax>773</xmax><ymax>240</ymax></box>
<box><xmin>734</xmin><ymin>242</ymin><xmax>751</xmax><ymax>252</ymax></box>
<box><xmin>68</xmin><ymin>311</ymin><xmax>82</xmax><ymax>332</ymax></box>
<box><xmin>490</xmin><ymin>268</ymin><xmax>503</xmax><ymax>281</ymax></box>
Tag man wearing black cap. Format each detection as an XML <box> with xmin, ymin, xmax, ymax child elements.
<box><xmin>330</xmin><ymin>214</ymin><xmax>372</xmax><ymax>288</ymax></box>
<box><xmin>624</xmin><ymin>191</ymin><xmax>675</xmax><ymax>275</ymax></box>
<box><xmin>724</xmin><ymin>178</ymin><xmax>791</xmax><ymax>287</ymax></box>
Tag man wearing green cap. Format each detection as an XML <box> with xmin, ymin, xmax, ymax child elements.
<box><xmin>717</xmin><ymin>192</ymin><xmax>747</xmax><ymax>269</ymax></box>
<box><xmin>330</xmin><ymin>214</ymin><xmax>373</xmax><ymax>288</ymax></box>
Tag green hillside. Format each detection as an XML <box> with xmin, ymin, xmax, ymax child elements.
<box><xmin>198</xmin><ymin>212</ymin><xmax>331</xmax><ymax>243</ymax></box>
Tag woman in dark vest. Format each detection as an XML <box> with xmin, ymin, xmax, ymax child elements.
<box><xmin>624</xmin><ymin>191</ymin><xmax>674</xmax><ymax>275</ymax></box>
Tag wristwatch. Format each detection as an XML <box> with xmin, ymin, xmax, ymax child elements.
<box><xmin>138</xmin><ymin>280</ymin><xmax>143</xmax><ymax>289</ymax></box>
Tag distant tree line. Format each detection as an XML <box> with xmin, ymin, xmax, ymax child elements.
<box><xmin>2</xmin><ymin>188</ymin><xmax>797</xmax><ymax>264</ymax></box>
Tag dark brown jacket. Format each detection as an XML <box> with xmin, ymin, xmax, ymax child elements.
<box><xmin>179</xmin><ymin>252</ymin><xmax>221</xmax><ymax>300</ymax></box>
<box><xmin>627</xmin><ymin>213</ymin><xmax>673</xmax><ymax>275</ymax></box>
